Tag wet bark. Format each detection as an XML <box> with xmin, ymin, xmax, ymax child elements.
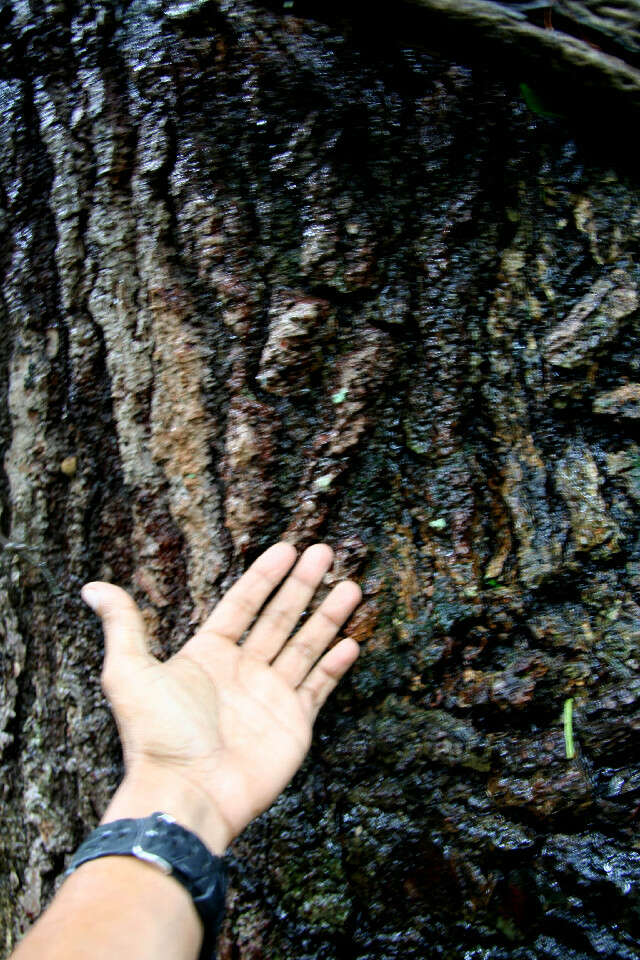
<box><xmin>1</xmin><ymin>1</ymin><xmax>640</xmax><ymax>958</ymax></box>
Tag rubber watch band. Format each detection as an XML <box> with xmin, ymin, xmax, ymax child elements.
<box><xmin>66</xmin><ymin>812</ymin><xmax>228</xmax><ymax>960</ymax></box>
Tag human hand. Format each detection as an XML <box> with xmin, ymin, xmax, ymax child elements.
<box><xmin>81</xmin><ymin>543</ymin><xmax>361</xmax><ymax>854</ymax></box>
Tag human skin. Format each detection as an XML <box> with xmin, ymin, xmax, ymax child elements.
<box><xmin>10</xmin><ymin>541</ymin><xmax>362</xmax><ymax>960</ymax></box>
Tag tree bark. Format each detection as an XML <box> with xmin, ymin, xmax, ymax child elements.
<box><xmin>1</xmin><ymin>1</ymin><xmax>640</xmax><ymax>958</ymax></box>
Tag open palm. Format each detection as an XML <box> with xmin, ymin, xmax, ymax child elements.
<box><xmin>82</xmin><ymin>543</ymin><xmax>361</xmax><ymax>852</ymax></box>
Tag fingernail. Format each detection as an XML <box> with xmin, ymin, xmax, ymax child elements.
<box><xmin>81</xmin><ymin>584</ymin><xmax>101</xmax><ymax>612</ymax></box>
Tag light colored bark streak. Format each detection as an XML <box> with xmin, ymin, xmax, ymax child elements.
<box><xmin>33</xmin><ymin>81</ymin><xmax>98</xmax><ymax>588</ymax></box>
<box><xmin>133</xmin><ymin>110</ymin><xmax>226</xmax><ymax>622</ymax></box>
<box><xmin>486</xmin><ymin>237</ymin><xmax>563</xmax><ymax>588</ymax></box>
<box><xmin>80</xmin><ymin>69</ymin><xmax>156</xmax><ymax>487</ymax></box>
<box><xmin>148</xmin><ymin>284</ymin><xmax>226</xmax><ymax>620</ymax></box>
<box><xmin>74</xmin><ymin>66</ymin><xmax>220</xmax><ymax>616</ymax></box>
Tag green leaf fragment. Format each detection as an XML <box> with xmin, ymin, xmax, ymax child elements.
<box><xmin>563</xmin><ymin>697</ymin><xmax>575</xmax><ymax>759</ymax></box>
<box><xmin>331</xmin><ymin>388</ymin><xmax>348</xmax><ymax>404</ymax></box>
<box><xmin>519</xmin><ymin>82</ymin><xmax>562</xmax><ymax>119</ymax></box>
<box><xmin>428</xmin><ymin>517</ymin><xmax>447</xmax><ymax>530</ymax></box>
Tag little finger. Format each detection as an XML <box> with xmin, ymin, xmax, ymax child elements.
<box><xmin>297</xmin><ymin>637</ymin><xmax>360</xmax><ymax>722</ymax></box>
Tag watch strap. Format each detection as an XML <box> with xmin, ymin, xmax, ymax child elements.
<box><xmin>66</xmin><ymin>812</ymin><xmax>228</xmax><ymax>960</ymax></box>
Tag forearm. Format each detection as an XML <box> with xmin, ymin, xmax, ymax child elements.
<box><xmin>11</xmin><ymin>769</ymin><xmax>231</xmax><ymax>960</ymax></box>
<box><xmin>12</xmin><ymin>857</ymin><xmax>202</xmax><ymax>960</ymax></box>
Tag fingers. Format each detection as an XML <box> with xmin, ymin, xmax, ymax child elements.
<box><xmin>196</xmin><ymin>542</ymin><xmax>297</xmax><ymax>644</ymax></box>
<box><xmin>242</xmin><ymin>544</ymin><xmax>334</xmax><ymax>661</ymax></box>
<box><xmin>298</xmin><ymin>636</ymin><xmax>360</xmax><ymax>722</ymax></box>
<box><xmin>81</xmin><ymin>582</ymin><xmax>152</xmax><ymax>689</ymax></box>
<box><xmin>272</xmin><ymin>579</ymin><xmax>362</xmax><ymax>686</ymax></box>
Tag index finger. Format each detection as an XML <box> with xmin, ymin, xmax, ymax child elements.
<box><xmin>195</xmin><ymin>542</ymin><xmax>297</xmax><ymax>644</ymax></box>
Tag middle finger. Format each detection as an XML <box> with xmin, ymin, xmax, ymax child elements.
<box><xmin>242</xmin><ymin>543</ymin><xmax>333</xmax><ymax>661</ymax></box>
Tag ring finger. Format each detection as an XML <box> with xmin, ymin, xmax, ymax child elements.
<box><xmin>242</xmin><ymin>543</ymin><xmax>334</xmax><ymax>661</ymax></box>
<box><xmin>272</xmin><ymin>579</ymin><xmax>362</xmax><ymax>687</ymax></box>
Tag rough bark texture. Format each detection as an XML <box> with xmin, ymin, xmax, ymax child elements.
<box><xmin>1</xmin><ymin>1</ymin><xmax>640</xmax><ymax>958</ymax></box>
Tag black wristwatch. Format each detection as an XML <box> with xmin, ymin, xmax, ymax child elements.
<box><xmin>66</xmin><ymin>812</ymin><xmax>228</xmax><ymax>960</ymax></box>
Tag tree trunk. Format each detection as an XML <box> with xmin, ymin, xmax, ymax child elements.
<box><xmin>1</xmin><ymin>1</ymin><xmax>639</xmax><ymax>958</ymax></box>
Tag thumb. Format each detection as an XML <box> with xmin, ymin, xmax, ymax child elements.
<box><xmin>82</xmin><ymin>582</ymin><xmax>153</xmax><ymax>682</ymax></box>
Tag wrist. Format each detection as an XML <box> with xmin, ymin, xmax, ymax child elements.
<box><xmin>102</xmin><ymin>763</ymin><xmax>232</xmax><ymax>856</ymax></box>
